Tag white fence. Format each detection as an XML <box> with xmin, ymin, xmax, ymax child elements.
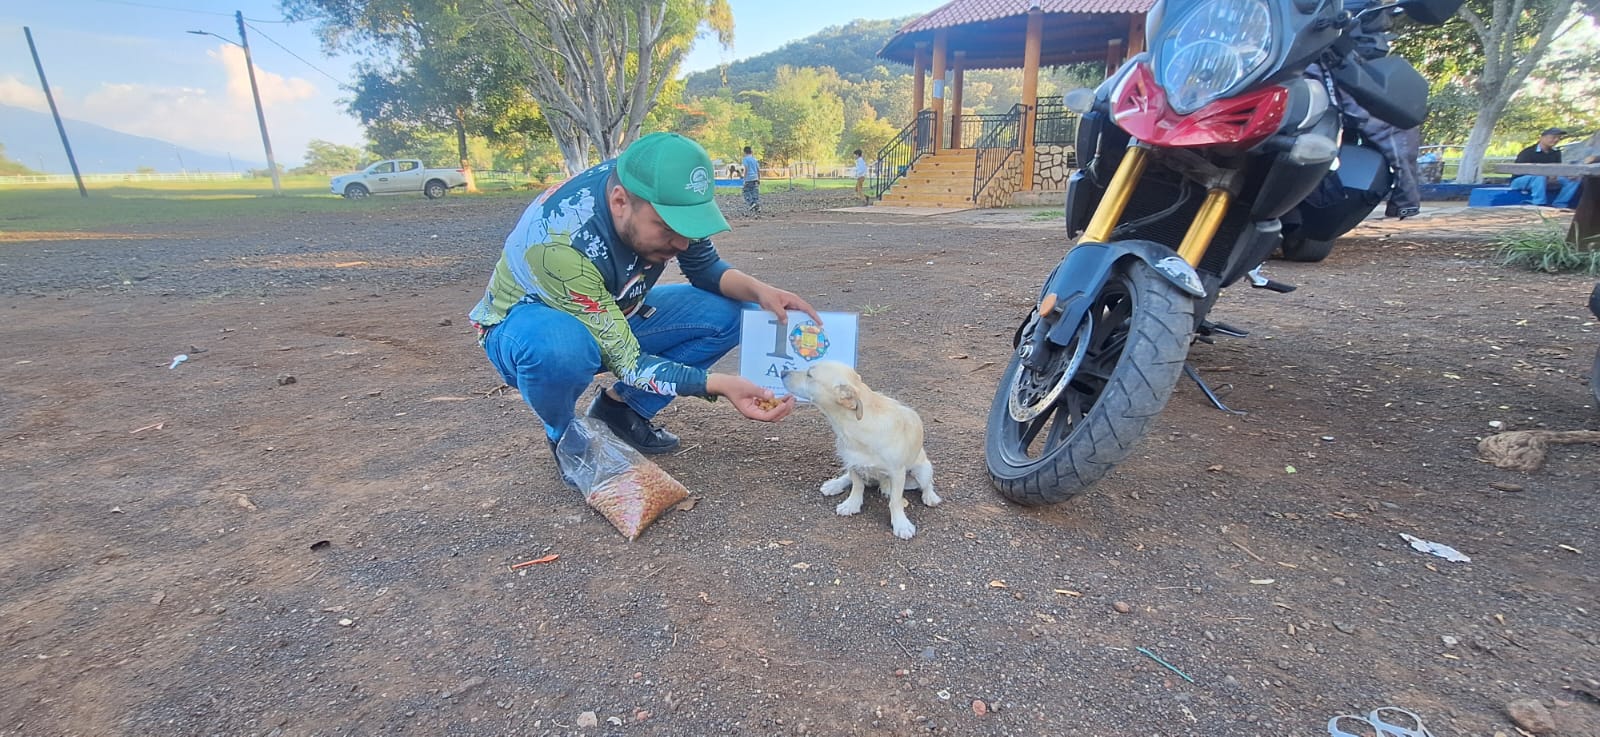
<box><xmin>0</xmin><ymin>171</ymin><xmax>250</xmax><ymax>185</ymax></box>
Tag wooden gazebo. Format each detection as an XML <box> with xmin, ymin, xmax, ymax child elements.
<box><xmin>876</xmin><ymin>0</ymin><xmax>1153</xmax><ymax>202</ymax></box>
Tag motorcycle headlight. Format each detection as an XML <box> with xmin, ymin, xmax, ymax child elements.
<box><xmin>1156</xmin><ymin>0</ymin><xmax>1272</xmax><ymax>114</ymax></box>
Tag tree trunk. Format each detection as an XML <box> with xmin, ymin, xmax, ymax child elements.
<box><xmin>549</xmin><ymin>115</ymin><xmax>590</xmax><ymax>175</ymax></box>
<box><xmin>454</xmin><ymin>110</ymin><xmax>478</xmax><ymax>193</ymax></box>
<box><xmin>1448</xmin><ymin>0</ymin><xmax>1579</xmax><ymax>184</ymax></box>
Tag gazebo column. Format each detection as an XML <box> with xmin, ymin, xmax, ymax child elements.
<box><xmin>1105</xmin><ymin>38</ymin><xmax>1123</xmax><ymax>76</ymax></box>
<box><xmin>1020</xmin><ymin>5</ymin><xmax>1043</xmax><ymax>191</ymax></box>
<box><xmin>911</xmin><ymin>43</ymin><xmax>927</xmax><ymax>122</ymax></box>
<box><xmin>930</xmin><ymin>30</ymin><xmax>948</xmax><ymax>153</ymax></box>
<box><xmin>949</xmin><ymin>51</ymin><xmax>966</xmax><ymax>149</ymax></box>
<box><xmin>1128</xmin><ymin>13</ymin><xmax>1147</xmax><ymax>54</ymax></box>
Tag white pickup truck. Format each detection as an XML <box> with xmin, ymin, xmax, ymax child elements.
<box><xmin>330</xmin><ymin>159</ymin><xmax>468</xmax><ymax>199</ymax></box>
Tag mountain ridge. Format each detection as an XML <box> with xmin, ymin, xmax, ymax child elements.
<box><xmin>0</xmin><ymin>103</ymin><xmax>264</xmax><ymax>175</ymax></box>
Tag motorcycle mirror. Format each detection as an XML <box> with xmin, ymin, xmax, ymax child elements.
<box><xmin>1063</xmin><ymin>88</ymin><xmax>1096</xmax><ymax>114</ymax></box>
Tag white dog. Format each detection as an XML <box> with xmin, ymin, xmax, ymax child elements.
<box><xmin>781</xmin><ymin>361</ymin><xmax>939</xmax><ymax>539</ymax></box>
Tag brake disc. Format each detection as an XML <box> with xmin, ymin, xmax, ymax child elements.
<box><xmin>1009</xmin><ymin>312</ymin><xmax>1092</xmax><ymax>423</ymax></box>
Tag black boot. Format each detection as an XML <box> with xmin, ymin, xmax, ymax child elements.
<box><xmin>586</xmin><ymin>391</ymin><xmax>680</xmax><ymax>454</ymax></box>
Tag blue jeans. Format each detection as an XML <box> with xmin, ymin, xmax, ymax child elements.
<box><xmin>1510</xmin><ymin>175</ymin><xmax>1579</xmax><ymax>208</ymax></box>
<box><xmin>482</xmin><ymin>284</ymin><xmax>745</xmax><ymax>441</ymax></box>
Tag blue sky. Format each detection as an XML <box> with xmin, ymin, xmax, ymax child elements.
<box><xmin>0</xmin><ymin>0</ymin><xmax>933</xmax><ymax>167</ymax></box>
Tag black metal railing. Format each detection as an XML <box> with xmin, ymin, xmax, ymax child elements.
<box><xmin>972</xmin><ymin>104</ymin><xmax>1024</xmax><ymax>201</ymax></box>
<box><xmin>1034</xmin><ymin>95</ymin><xmax>1080</xmax><ymax>149</ymax></box>
<box><xmin>950</xmin><ymin>113</ymin><xmax>1019</xmax><ymax>151</ymax></box>
<box><xmin>870</xmin><ymin>109</ymin><xmax>935</xmax><ymax>200</ymax></box>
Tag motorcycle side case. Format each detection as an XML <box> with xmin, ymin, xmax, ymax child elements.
<box><xmin>1292</xmin><ymin>143</ymin><xmax>1392</xmax><ymax>242</ymax></box>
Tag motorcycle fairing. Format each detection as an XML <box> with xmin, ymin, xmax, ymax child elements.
<box><xmin>1111</xmin><ymin>62</ymin><xmax>1291</xmax><ymax>149</ymax></box>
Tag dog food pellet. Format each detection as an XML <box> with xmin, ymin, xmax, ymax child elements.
<box><xmin>585</xmin><ymin>462</ymin><xmax>689</xmax><ymax>541</ymax></box>
<box><xmin>755</xmin><ymin>397</ymin><xmax>780</xmax><ymax>410</ymax></box>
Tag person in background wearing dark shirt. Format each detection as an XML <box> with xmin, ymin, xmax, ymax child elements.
<box><xmin>1509</xmin><ymin>127</ymin><xmax>1579</xmax><ymax>209</ymax></box>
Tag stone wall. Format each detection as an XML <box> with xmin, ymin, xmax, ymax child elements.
<box><xmin>1031</xmin><ymin>145</ymin><xmax>1075</xmax><ymax>191</ymax></box>
<box><xmin>975</xmin><ymin>152</ymin><xmax>1021</xmax><ymax>209</ymax></box>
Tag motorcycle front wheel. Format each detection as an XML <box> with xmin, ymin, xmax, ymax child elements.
<box><xmin>986</xmin><ymin>257</ymin><xmax>1194</xmax><ymax>505</ymax></box>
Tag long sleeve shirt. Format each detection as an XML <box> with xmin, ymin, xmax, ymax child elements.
<box><xmin>468</xmin><ymin>161</ymin><xmax>732</xmax><ymax>398</ymax></box>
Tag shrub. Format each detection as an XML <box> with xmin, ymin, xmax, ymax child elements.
<box><xmin>1495</xmin><ymin>216</ymin><xmax>1600</xmax><ymax>275</ymax></box>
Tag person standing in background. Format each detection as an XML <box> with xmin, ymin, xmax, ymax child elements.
<box><xmin>741</xmin><ymin>146</ymin><xmax>760</xmax><ymax>213</ymax></box>
<box><xmin>853</xmin><ymin>149</ymin><xmax>868</xmax><ymax>202</ymax></box>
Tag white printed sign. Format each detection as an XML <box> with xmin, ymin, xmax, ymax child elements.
<box><xmin>738</xmin><ymin>310</ymin><xmax>859</xmax><ymax>397</ymax></box>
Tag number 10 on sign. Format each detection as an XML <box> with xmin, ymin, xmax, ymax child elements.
<box><xmin>738</xmin><ymin>310</ymin><xmax>859</xmax><ymax>398</ymax></box>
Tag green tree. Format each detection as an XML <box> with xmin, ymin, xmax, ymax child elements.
<box><xmin>759</xmin><ymin>65</ymin><xmax>844</xmax><ymax>165</ymax></box>
<box><xmin>673</xmin><ymin>92</ymin><xmax>772</xmax><ymax>162</ymax></box>
<box><xmin>283</xmin><ymin>0</ymin><xmax>531</xmax><ymax>168</ymax></box>
<box><xmin>484</xmin><ymin>0</ymin><xmax>734</xmax><ymax>173</ymax></box>
<box><xmin>1397</xmin><ymin>0</ymin><xmax>1600</xmax><ymax>182</ymax></box>
<box><xmin>298</xmin><ymin>139</ymin><xmax>367</xmax><ymax>174</ymax></box>
<box><xmin>842</xmin><ymin>114</ymin><xmax>898</xmax><ymax>162</ymax></box>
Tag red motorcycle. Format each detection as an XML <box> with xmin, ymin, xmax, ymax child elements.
<box><xmin>985</xmin><ymin>0</ymin><xmax>1461</xmax><ymax>504</ymax></box>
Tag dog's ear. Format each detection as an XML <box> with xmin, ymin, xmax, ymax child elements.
<box><xmin>833</xmin><ymin>383</ymin><xmax>863</xmax><ymax>421</ymax></box>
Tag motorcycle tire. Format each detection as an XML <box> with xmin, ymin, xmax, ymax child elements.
<box><xmin>1279</xmin><ymin>234</ymin><xmax>1335</xmax><ymax>263</ymax></box>
<box><xmin>986</xmin><ymin>257</ymin><xmax>1194</xmax><ymax>505</ymax></box>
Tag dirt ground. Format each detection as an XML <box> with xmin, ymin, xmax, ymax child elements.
<box><xmin>2</xmin><ymin>192</ymin><xmax>1597</xmax><ymax>737</ymax></box>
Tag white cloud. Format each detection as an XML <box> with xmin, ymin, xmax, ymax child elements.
<box><xmin>0</xmin><ymin>74</ymin><xmax>48</xmax><ymax>110</ymax></box>
<box><xmin>43</xmin><ymin>43</ymin><xmax>361</xmax><ymax>166</ymax></box>
<box><xmin>215</xmin><ymin>44</ymin><xmax>318</xmax><ymax>109</ymax></box>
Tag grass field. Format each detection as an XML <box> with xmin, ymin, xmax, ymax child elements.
<box><xmin>0</xmin><ymin>175</ymin><xmax>542</xmax><ymax>234</ymax></box>
<box><xmin>0</xmin><ymin>174</ymin><xmax>862</xmax><ymax>235</ymax></box>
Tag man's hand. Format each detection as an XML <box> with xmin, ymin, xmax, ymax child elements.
<box><xmin>708</xmin><ymin>373</ymin><xmax>797</xmax><ymax>422</ymax></box>
<box><xmin>719</xmin><ymin>269</ymin><xmax>824</xmax><ymax>327</ymax></box>
<box><xmin>753</xmin><ymin>284</ymin><xmax>823</xmax><ymax>328</ymax></box>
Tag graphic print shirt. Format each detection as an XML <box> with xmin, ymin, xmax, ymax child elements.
<box><xmin>467</xmin><ymin>161</ymin><xmax>732</xmax><ymax>398</ymax></box>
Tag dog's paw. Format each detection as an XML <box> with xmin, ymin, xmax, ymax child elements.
<box><xmin>820</xmin><ymin>475</ymin><xmax>850</xmax><ymax>496</ymax></box>
<box><xmin>921</xmin><ymin>488</ymin><xmax>942</xmax><ymax>507</ymax></box>
<box><xmin>835</xmin><ymin>497</ymin><xmax>863</xmax><ymax>516</ymax></box>
<box><xmin>891</xmin><ymin>516</ymin><xmax>917</xmax><ymax>540</ymax></box>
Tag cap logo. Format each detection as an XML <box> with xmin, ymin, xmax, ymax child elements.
<box><xmin>685</xmin><ymin>166</ymin><xmax>710</xmax><ymax>196</ymax></box>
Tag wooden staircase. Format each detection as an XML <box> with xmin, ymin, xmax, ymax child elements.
<box><xmin>875</xmin><ymin>148</ymin><xmax>977</xmax><ymax>209</ymax></box>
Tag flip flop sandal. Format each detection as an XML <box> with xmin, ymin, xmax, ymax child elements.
<box><xmin>1367</xmin><ymin>706</ymin><xmax>1435</xmax><ymax>737</ymax></box>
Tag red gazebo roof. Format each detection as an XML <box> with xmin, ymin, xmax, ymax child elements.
<box><xmin>879</xmin><ymin>0</ymin><xmax>1155</xmax><ymax>70</ymax></box>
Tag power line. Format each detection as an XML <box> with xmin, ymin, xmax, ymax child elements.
<box><xmin>79</xmin><ymin>0</ymin><xmax>290</xmax><ymax>23</ymax></box>
<box><xmin>245</xmin><ymin>22</ymin><xmax>345</xmax><ymax>85</ymax></box>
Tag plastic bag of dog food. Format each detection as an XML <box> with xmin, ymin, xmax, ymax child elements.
<box><xmin>555</xmin><ymin>418</ymin><xmax>688</xmax><ymax>541</ymax></box>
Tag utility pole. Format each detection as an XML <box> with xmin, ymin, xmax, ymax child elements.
<box><xmin>23</xmin><ymin>27</ymin><xmax>87</xmax><ymax>198</ymax></box>
<box><xmin>190</xmin><ymin>12</ymin><xmax>280</xmax><ymax>196</ymax></box>
<box><xmin>235</xmin><ymin>11</ymin><xmax>281</xmax><ymax>196</ymax></box>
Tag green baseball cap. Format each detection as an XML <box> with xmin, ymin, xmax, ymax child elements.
<box><xmin>617</xmin><ymin>132</ymin><xmax>730</xmax><ymax>240</ymax></box>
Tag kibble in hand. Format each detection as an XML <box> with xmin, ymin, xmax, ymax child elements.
<box><xmin>755</xmin><ymin>397</ymin><xmax>780</xmax><ymax>411</ymax></box>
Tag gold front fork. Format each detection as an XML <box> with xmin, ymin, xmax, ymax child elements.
<box><xmin>1079</xmin><ymin>146</ymin><xmax>1149</xmax><ymax>244</ymax></box>
<box><xmin>1177</xmin><ymin>188</ymin><xmax>1232</xmax><ymax>267</ymax></box>
<box><xmin>1080</xmin><ymin>143</ymin><xmax>1232</xmax><ymax>269</ymax></box>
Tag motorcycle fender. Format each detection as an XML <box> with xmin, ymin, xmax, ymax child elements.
<box><xmin>1040</xmin><ymin>241</ymin><xmax>1205</xmax><ymax>348</ymax></box>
